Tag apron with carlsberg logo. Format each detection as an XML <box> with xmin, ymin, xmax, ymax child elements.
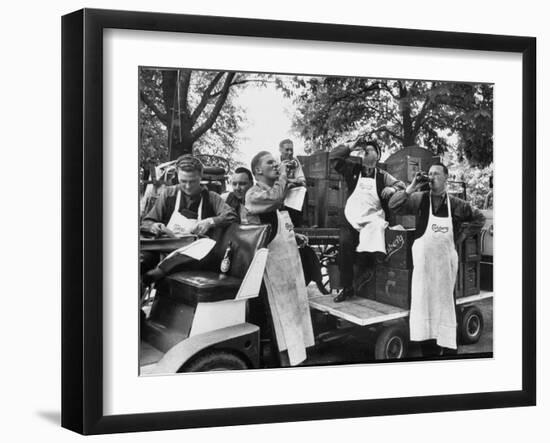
<box><xmin>409</xmin><ymin>192</ymin><xmax>458</xmax><ymax>349</ymax></box>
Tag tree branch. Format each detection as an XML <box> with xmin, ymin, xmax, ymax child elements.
<box><xmin>413</xmin><ymin>97</ymin><xmax>432</xmax><ymax>133</ymax></box>
<box><xmin>192</xmin><ymin>72</ymin><xmax>236</xmax><ymax>140</ymax></box>
<box><xmin>208</xmin><ymin>79</ymin><xmax>273</xmax><ymax>98</ymax></box>
<box><xmin>367</xmin><ymin>126</ymin><xmax>403</xmax><ymax>142</ymax></box>
<box><xmin>179</xmin><ymin>70</ymin><xmax>191</xmax><ymax>117</ymax></box>
<box><xmin>140</xmin><ymin>91</ymin><xmax>168</xmax><ymax>127</ymax></box>
<box><xmin>190</xmin><ymin>72</ymin><xmax>224</xmax><ymax>123</ymax></box>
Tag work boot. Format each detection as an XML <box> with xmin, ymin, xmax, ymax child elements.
<box><xmin>333</xmin><ymin>287</ymin><xmax>354</xmax><ymax>303</ymax></box>
<box><xmin>142</xmin><ymin>267</ymin><xmax>166</xmax><ymax>286</ymax></box>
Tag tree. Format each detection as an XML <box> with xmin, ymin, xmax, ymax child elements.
<box><xmin>139</xmin><ymin>68</ymin><xmax>265</xmax><ymax>163</ymax></box>
<box><xmin>279</xmin><ymin>76</ymin><xmax>493</xmax><ymax>167</ymax></box>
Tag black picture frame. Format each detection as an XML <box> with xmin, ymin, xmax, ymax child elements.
<box><xmin>61</xmin><ymin>8</ymin><xmax>536</xmax><ymax>435</ymax></box>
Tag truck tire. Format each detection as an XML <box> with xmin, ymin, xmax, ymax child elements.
<box><xmin>459</xmin><ymin>306</ymin><xmax>484</xmax><ymax>345</ymax></box>
<box><xmin>179</xmin><ymin>350</ymin><xmax>249</xmax><ymax>372</ymax></box>
<box><xmin>374</xmin><ymin>323</ymin><xmax>409</xmax><ymax>360</ymax></box>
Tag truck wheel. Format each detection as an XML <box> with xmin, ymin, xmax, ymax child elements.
<box><xmin>375</xmin><ymin>323</ymin><xmax>409</xmax><ymax>360</ymax></box>
<box><xmin>459</xmin><ymin>306</ymin><xmax>484</xmax><ymax>345</ymax></box>
<box><xmin>179</xmin><ymin>351</ymin><xmax>248</xmax><ymax>372</ymax></box>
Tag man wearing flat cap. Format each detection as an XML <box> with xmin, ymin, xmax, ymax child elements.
<box><xmin>329</xmin><ymin>139</ymin><xmax>405</xmax><ymax>302</ymax></box>
<box><xmin>140</xmin><ymin>154</ymin><xmax>237</xmax><ymax>281</ymax></box>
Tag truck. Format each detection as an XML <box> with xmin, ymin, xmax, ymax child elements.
<box><xmin>139</xmin><ymin>146</ymin><xmax>493</xmax><ymax>373</ymax></box>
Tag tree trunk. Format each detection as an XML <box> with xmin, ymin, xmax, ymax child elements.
<box><xmin>170</xmin><ymin>136</ymin><xmax>194</xmax><ymax>160</ymax></box>
<box><xmin>399</xmin><ymin>82</ymin><xmax>416</xmax><ymax>147</ymax></box>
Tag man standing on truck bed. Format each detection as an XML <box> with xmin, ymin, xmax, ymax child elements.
<box><xmin>330</xmin><ymin>139</ymin><xmax>405</xmax><ymax>303</ymax></box>
<box><xmin>279</xmin><ymin>138</ymin><xmax>307</xmax><ymax>227</ymax></box>
<box><xmin>389</xmin><ymin>163</ymin><xmax>485</xmax><ymax>355</ymax></box>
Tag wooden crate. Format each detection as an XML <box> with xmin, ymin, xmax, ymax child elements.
<box><xmin>354</xmin><ymin>267</ymin><xmax>376</xmax><ymax>300</ymax></box>
<box><xmin>304</xmin><ymin>203</ymin><xmax>319</xmax><ymax>226</ymax></box>
<box><xmin>458</xmin><ymin>232</ymin><xmax>481</xmax><ymax>262</ymax></box>
<box><xmin>393</xmin><ymin>215</ymin><xmax>416</xmax><ymax>229</ymax></box>
<box><xmin>480</xmin><ymin>259</ymin><xmax>493</xmax><ymax>291</ymax></box>
<box><xmin>300</xmin><ymin>151</ymin><xmax>361</xmax><ymax>180</ymax></box>
<box><xmin>305</xmin><ymin>178</ymin><xmax>347</xmax><ymax>228</ymax></box>
<box><xmin>324</xmin><ymin>210</ymin><xmax>344</xmax><ymax>228</ymax></box>
<box><xmin>303</xmin><ymin>151</ymin><xmax>333</xmax><ymax>179</ymax></box>
<box><xmin>296</xmin><ymin>155</ymin><xmax>310</xmax><ymax>177</ymax></box>
<box><xmin>384</xmin><ymin>145</ymin><xmax>440</xmax><ymax>183</ymax></box>
<box><xmin>326</xmin><ymin>180</ymin><xmax>346</xmax><ymax>207</ymax></box>
<box><xmin>384</xmin><ymin>227</ymin><xmax>415</xmax><ymax>270</ymax></box>
<box><xmin>375</xmin><ymin>265</ymin><xmax>412</xmax><ymax>309</ymax></box>
<box><xmin>455</xmin><ymin>260</ymin><xmax>481</xmax><ymax>298</ymax></box>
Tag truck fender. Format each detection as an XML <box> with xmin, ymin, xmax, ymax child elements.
<box><xmin>142</xmin><ymin>323</ymin><xmax>259</xmax><ymax>375</ymax></box>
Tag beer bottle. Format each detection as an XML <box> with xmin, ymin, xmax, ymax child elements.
<box><xmin>220</xmin><ymin>241</ymin><xmax>232</xmax><ymax>276</ymax></box>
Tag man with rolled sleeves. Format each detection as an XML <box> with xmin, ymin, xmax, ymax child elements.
<box><xmin>389</xmin><ymin>163</ymin><xmax>485</xmax><ymax>355</ymax></box>
<box><xmin>330</xmin><ymin>139</ymin><xmax>405</xmax><ymax>302</ymax></box>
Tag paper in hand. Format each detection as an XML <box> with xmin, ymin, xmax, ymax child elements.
<box><xmin>284</xmin><ymin>187</ymin><xmax>307</xmax><ymax>211</ymax></box>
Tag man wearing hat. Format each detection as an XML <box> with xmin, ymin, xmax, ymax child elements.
<box><xmin>329</xmin><ymin>139</ymin><xmax>405</xmax><ymax>302</ymax></box>
<box><xmin>140</xmin><ymin>154</ymin><xmax>237</xmax><ymax>281</ymax></box>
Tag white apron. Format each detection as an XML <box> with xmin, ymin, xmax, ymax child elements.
<box><xmin>166</xmin><ymin>190</ymin><xmax>203</xmax><ymax>237</ymax></box>
<box><xmin>263</xmin><ymin>210</ymin><xmax>315</xmax><ymax>366</ymax></box>
<box><xmin>409</xmin><ymin>193</ymin><xmax>458</xmax><ymax>349</ymax></box>
<box><xmin>344</xmin><ymin>171</ymin><xmax>388</xmax><ymax>253</ymax></box>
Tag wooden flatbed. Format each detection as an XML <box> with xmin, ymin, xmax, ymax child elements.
<box><xmin>307</xmin><ymin>287</ymin><xmax>494</xmax><ymax>327</ymax></box>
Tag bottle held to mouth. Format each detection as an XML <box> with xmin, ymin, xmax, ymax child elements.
<box><xmin>416</xmin><ymin>171</ymin><xmax>430</xmax><ymax>183</ymax></box>
<box><xmin>286</xmin><ymin>159</ymin><xmax>298</xmax><ymax>177</ymax></box>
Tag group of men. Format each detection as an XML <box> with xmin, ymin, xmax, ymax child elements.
<box><xmin>328</xmin><ymin>139</ymin><xmax>485</xmax><ymax>355</ymax></box>
<box><xmin>140</xmin><ymin>136</ymin><xmax>485</xmax><ymax>357</ymax></box>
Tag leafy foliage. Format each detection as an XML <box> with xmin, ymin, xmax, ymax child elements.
<box><xmin>449</xmin><ymin>162</ymin><xmax>493</xmax><ymax>208</ymax></box>
<box><xmin>278</xmin><ymin>76</ymin><xmax>493</xmax><ymax>167</ymax></box>
<box><xmin>139</xmin><ymin>68</ymin><xmax>267</xmax><ymax>170</ymax></box>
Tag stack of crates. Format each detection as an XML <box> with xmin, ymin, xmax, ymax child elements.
<box><xmin>373</xmin><ymin>227</ymin><xmax>415</xmax><ymax>308</ymax></box>
<box><xmin>455</xmin><ymin>232</ymin><xmax>482</xmax><ymax>299</ymax></box>
<box><xmin>298</xmin><ymin>152</ymin><xmax>360</xmax><ymax>228</ymax></box>
<box><xmin>352</xmin><ymin>226</ymin><xmax>481</xmax><ymax>309</ymax></box>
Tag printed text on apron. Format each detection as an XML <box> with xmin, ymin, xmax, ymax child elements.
<box><xmin>262</xmin><ymin>210</ymin><xmax>315</xmax><ymax>365</ymax></box>
<box><xmin>409</xmin><ymin>193</ymin><xmax>458</xmax><ymax>349</ymax></box>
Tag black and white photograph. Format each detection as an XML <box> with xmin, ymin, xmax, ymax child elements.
<box><xmin>138</xmin><ymin>67</ymin><xmax>494</xmax><ymax>375</ymax></box>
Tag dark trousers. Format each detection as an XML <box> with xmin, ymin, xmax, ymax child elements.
<box><xmin>419</xmin><ymin>340</ymin><xmax>458</xmax><ymax>357</ymax></box>
<box><xmin>140</xmin><ymin>251</ymin><xmax>201</xmax><ymax>275</ymax></box>
<box><xmin>140</xmin><ymin>251</ymin><xmax>159</xmax><ymax>274</ymax></box>
<box><xmin>247</xmin><ymin>284</ymin><xmax>289</xmax><ymax>367</ymax></box>
<box><xmin>338</xmin><ymin>224</ymin><xmax>376</xmax><ymax>290</ymax></box>
<box><xmin>284</xmin><ymin>206</ymin><xmax>303</xmax><ymax>228</ymax></box>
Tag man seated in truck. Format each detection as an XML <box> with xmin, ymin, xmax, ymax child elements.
<box><xmin>389</xmin><ymin>163</ymin><xmax>485</xmax><ymax>356</ymax></box>
<box><xmin>140</xmin><ymin>154</ymin><xmax>237</xmax><ymax>283</ymax></box>
<box><xmin>329</xmin><ymin>139</ymin><xmax>405</xmax><ymax>302</ymax></box>
<box><xmin>279</xmin><ymin>138</ymin><xmax>307</xmax><ymax>227</ymax></box>
<box><xmin>221</xmin><ymin>167</ymin><xmax>254</xmax><ymax>222</ymax></box>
